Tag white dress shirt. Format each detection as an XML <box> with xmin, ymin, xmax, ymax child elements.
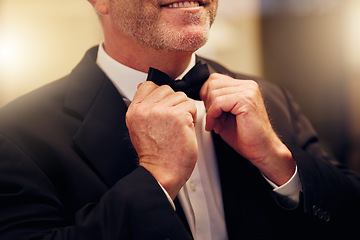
<box><xmin>96</xmin><ymin>44</ymin><xmax>302</xmax><ymax>240</ymax></box>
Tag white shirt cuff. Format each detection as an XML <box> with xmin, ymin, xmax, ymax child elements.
<box><xmin>263</xmin><ymin>165</ymin><xmax>302</xmax><ymax>208</ymax></box>
<box><xmin>158</xmin><ymin>182</ymin><xmax>176</xmax><ymax>210</ymax></box>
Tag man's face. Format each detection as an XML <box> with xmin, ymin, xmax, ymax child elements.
<box><xmin>109</xmin><ymin>0</ymin><xmax>218</xmax><ymax>52</ymax></box>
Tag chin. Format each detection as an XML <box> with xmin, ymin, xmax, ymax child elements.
<box><xmin>176</xmin><ymin>36</ymin><xmax>208</xmax><ymax>52</ymax></box>
<box><xmin>162</xmin><ymin>27</ymin><xmax>210</xmax><ymax>52</ymax></box>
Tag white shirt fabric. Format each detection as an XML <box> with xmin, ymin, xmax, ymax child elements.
<box><xmin>96</xmin><ymin>44</ymin><xmax>302</xmax><ymax>240</ymax></box>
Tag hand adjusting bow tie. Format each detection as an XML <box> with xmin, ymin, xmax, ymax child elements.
<box><xmin>146</xmin><ymin>61</ymin><xmax>210</xmax><ymax>100</ymax></box>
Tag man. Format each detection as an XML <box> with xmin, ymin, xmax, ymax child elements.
<box><xmin>0</xmin><ymin>0</ymin><xmax>359</xmax><ymax>239</ymax></box>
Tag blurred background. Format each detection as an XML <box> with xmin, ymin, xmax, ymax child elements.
<box><xmin>0</xmin><ymin>0</ymin><xmax>359</xmax><ymax>172</ymax></box>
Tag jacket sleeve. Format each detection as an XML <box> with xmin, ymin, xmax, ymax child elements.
<box><xmin>0</xmin><ymin>134</ymin><xmax>192</xmax><ymax>240</ymax></box>
<box><xmin>281</xmin><ymin>88</ymin><xmax>360</xmax><ymax>234</ymax></box>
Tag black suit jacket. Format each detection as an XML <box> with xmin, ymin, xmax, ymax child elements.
<box><xmin>0</xmin><ymin>47</ymin><xmax>359</xmax><ymax>239</ymax></box>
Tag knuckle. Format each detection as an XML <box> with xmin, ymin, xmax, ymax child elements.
<box><xmin>159</xmin><ymin>84</ymin><xmax>174</xmax><ymax>93</ymax></box>
<box><xmin>209</xmin><ymin>73</ymin><xmax>222</xmax><ymax>79</ymax></box>
<box><xmin>146</xmin><ymin>81</ymin><xmax>158</xmax><ymax>87</ymax></box>
<box><xmin>129</xmin><ymin>104</ymin><xmax>148</xmax><ymax>120</ymax></box>
<box><xmin>125</xmin><ymin>106</ymin><xmax>135</xmax><ymax>120</ymax></box>
<box><xmin>212</xmin><ymin>94</ymin><xmax>224</xmax><ymax>107</ymax></box>
<box><xmin>247</xmin><ymin>80</ymin><xmax>260</xmax><ymax>90</ymax></box>
<box><xmin>175</xmin><ymin>91</ymin><xmax>188</xmax><ymax>99</ymax></box>
<box><xmin>208</xmin><ymin>89</ymin><xmax>219</xmax><ymax>102</ymax></box>
<box><xmin>243</xmin><ymin>80</ymin><xmax>261</xmax><ymax>96</ymax></box>
<box><xmin>207</xmin><ymin>73</ymin><xmax>220</xmax><ymax>84</ymax></box>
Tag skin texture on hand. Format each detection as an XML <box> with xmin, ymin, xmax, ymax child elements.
<box><xmin>200</xmin><ymin>74</ymin><xmax>296</xmax><ymax>185</ymax></box>
<box><xmin>126</xmin><ymin>82</ymin><xmax>198</xmax><ymax>199</ymax></box>
<box><xmin>127</xmin><ymin>73</ymin><xmax>296</xmax><ymax>200</ymax></box>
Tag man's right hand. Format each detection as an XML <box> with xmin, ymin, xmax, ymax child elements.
<box><xmin>126</xmin><ymin>82</ymin><xmax>198</xmax><ymax>200</ymax></box>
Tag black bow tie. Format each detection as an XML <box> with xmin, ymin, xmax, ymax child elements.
<box><xmin>146</xmin><ymin>61</ymin><xmax>209</xmax><ymax>100</ymax></box>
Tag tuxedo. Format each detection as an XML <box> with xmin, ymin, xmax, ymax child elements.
<box><xmin>0</xmin><ymin>46</ymin><xmax>359</xmax><ymax>239</ymax></box>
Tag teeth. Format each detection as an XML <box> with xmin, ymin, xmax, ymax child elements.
<box><xmin>166</xmin><ymin>1</ymin><xmax>200</xmax><ymax>8</ymax></box>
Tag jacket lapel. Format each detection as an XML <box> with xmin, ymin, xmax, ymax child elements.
<box><xmin>64</xmin><ymin>51</ymin><xmax>275</xmax><ymax>237</ymax></box>
<box><xmin>64</xmin><ymin>47</ymin><xmax>138</xmax><ymax>187</ymax></box>
<box><xmin>62</xmin><ymin>53</ymin><xmax>213</xmax><ymax>193</ymax></box>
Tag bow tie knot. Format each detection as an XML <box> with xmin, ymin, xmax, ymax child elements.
<box><xmin>146</xmin><ymin>61</ymin><xmax>209</xmax><ymax>100</ymax></box>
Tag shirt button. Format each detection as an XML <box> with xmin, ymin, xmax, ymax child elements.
<box><xmin>189</xmin><ymin>181</ymin><xmax>197</xmax><ymax>192</ymax></box>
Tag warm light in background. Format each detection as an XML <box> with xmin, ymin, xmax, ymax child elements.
<box><xmin>0</xmin><ymin>39</ymin><xmax>16</xmax><ymax>66</ymax></box>
<box><xmin>198</xmin><ymin>0</ymin><xmax>262</xmax><ymax>76</ymax></box>
<box><xmin>0</xmin><ymin>28</ymin><xmax>34</xmax><ymax>77</ymax></box>
<box><xmin>343</xmin><ymin>0</ymin><xmax>360</xmax><ymax>167</ymax></box>
<box><xmin>0</xmin><ymin>0</ymin><xmax>262</xmax><ymax>107</ymax></box>
<box><xmin>0</xmin><ymin>0</ymin><xmax>103</xmax><ymax>106</ymax></box>
<box><xmin>343</xmin><ymin>0</ymin><xmax>360</xmax><ymax>71</ymax></box>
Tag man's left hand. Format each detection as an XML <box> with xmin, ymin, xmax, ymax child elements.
<box><xmin>200</xmin><ymin>73</ymin><xmax>296</xmax><ymax>186</ymax></box>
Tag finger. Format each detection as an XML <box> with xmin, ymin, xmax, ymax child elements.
<box><xmin>202</xmin><ymin>86</ymin><xmax>247</xmax><ymax>110</ymax></box>
<box><xmin>143</xmin><ymin>85</ymin><xmax>176</xmax><ymax>104</ymax></box>
<box><xmin>160</xmin><ymin>91</ymin><xmax>190</xmax><ymax>107</ymax></box>
<box><xmin>176</xmin><ymin>100</ymin><xmax>198</xmax><ymax>125</ymax></box>
<box><xmin>205</xmin><ymin>112</ymin><xmax>231</xmax><ymax>133</ymax></box>
<box><xmin>200</xmin><ymin>73</ymin><xmax>243</xmax><ymax>103</ymax></box>
<box><xmin>200</xmin><ymin>73</ymin><xmax>222</xmax><ymax>101</ymax></box>
<box><xmin>199</xmin><ymin>74</ymin><xmax>226</xmax><ymax>101</ymax></box>
<box><xmin>132</xmin><ymin>81</ymin><xmax>159</xmax><ymax>104</ymax></box>
<box><xmin>205</xmin><ymin>94</ymin><xmax>240</xmax><ymax>131</ymax></box>
<box><xmin>207</xmin><ymin>93</ymin><xmax>240</xmax><ymax>117</ymax></box>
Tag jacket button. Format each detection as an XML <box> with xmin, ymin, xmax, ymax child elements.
<box><xmin>323</xmin><ymin>211</ymin><xmax>331</xmax><ymax>222</ymax></box>
<box><xmin>312</xmin><ymin>205</ymin><xmax>331</xmax><ymax>222</ymax></box>
<box><xmin>312</xmin><ymin>205</ymin><xmax>319</xmax><ymax>216</ymax></box>
<box><xmin>317</xmin><ymin>208</ymin><xmax>325</xmax><ymax>220</ymax></box>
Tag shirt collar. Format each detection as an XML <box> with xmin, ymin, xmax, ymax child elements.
<box><xmin>96</xmin><ymin>43</ymin><xmax>196</xmax><ymax>101</ymax></box>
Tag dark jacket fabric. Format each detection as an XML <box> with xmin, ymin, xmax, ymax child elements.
<box><xmin>0</xmin><ymin>47</ymin><xmax>359</xmax><ymax>239</ymax></box>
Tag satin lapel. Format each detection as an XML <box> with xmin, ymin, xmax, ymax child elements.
<box><xmin>64</xmin><ymin>47</ymin><xmax>138</xmax><ymax>187</ymax></box>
